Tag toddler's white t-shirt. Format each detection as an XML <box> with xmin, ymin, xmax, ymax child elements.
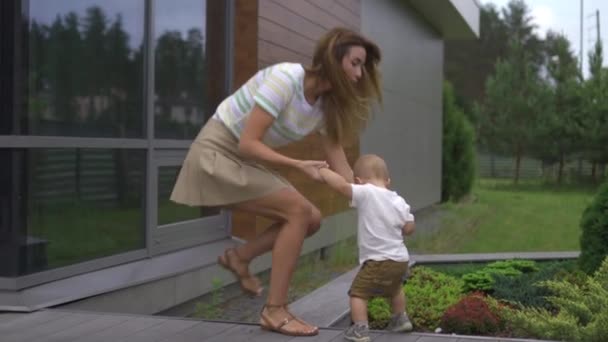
<box><xmin>351</xmin><ymin>183</ymin><xmax>415</xmax><ymax>264</ymax></box>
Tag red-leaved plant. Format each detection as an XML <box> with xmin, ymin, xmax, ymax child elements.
<box><xmin>440</xmin><ymin>292</ymin><xmax>501</xmax><ymax>336</ymax></box>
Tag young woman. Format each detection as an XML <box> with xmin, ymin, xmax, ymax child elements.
<box><xmin>171</xmin><ymin>27</ymin><xmax>382</xmax><ymax>337</ymax></box>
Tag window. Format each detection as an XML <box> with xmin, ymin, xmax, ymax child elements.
<box><xmin>0</xmin><ymin>0</ymin><xmax>230</xmax><ymax>285</ymax></box>
<box><xmin>154</xmin><ymin>0</ymin><xmax>227</xmax><ymax>139</ymax></box>
<box><xmin>12</xmin><ymin>0</ymin><xmax>146</xmax><ymax>138</ymax></box>
<box><xmin>0</xmin><ymin>148</ymin><xmax>145</xmax><ymax>276</ymax></box>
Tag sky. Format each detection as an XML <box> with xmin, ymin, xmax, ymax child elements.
<box><xmin>479</xmin><ymin>0</ymin><xmax>607</xmax><ymax>78</ymax></box>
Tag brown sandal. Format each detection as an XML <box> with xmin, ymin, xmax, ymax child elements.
<box><xmin>217</xmin><ymin>248</ymin><xmax>263</xmax><ymax>297</ymax></box>
<box><xmin>259</xmin><ymin>304</ymin><xmax>319</xmax><ymax>336</ymax></box>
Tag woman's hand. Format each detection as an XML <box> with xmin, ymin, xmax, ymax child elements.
<box><xmin>295</xmin><ymin>160</ymin><xmax>329</xmax><ymax>182</ymax></box>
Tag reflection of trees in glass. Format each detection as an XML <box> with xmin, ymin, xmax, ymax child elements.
<box><xmin>29</xmin><ymin>6</ymin><xmax>145</xmax><ymax>206</ymax></box>
<box><xmin>29</xmin><ymin>5</ymin><xmax>209</xmax><ymax>139</ymax></box>
<box><xmin>28</xmin><ymin>6</ymin><xmax>142</xmax><ymax>137</ymax></box>
<box><xmin>155</xmin><ymin>28</ymin><xmax>207</xmax><ymax>139</ymax></box>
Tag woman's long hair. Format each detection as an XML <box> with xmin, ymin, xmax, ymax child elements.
<box><xmin>306</xmin><ymin>27</ymin><xmax>382</xmax><ymax>145</ymax></box>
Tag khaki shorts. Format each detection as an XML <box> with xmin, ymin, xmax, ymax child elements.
<box><xmin>348</xmin><ymin>260</ymin><xmax>409</xmax><ymax>300</ymax></box>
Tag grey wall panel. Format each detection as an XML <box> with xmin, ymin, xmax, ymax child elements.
<box><xmin>362</xmin><ymin>0</ymin><xmax>443</xmax><ymax>210</ymax></box>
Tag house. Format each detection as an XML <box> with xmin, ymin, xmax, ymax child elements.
<box><xmin>0</xmin><ymin>0</ymin><xmax>479</xmax><ymax>314</ymax></box>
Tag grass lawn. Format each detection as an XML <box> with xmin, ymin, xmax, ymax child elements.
<box><xmin>408</xmin><ymin>178</ymin><xmax>597</xmax><ymax>254</ymax></box>
<box><xmin>29</xmin><ymin>200</ymin><xmax>204</xmax><ymax>269</ymax></box>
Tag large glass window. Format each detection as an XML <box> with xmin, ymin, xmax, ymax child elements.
<box><xmin>154</xmin><ymin>0</ymin><xmax>227</xmax><ymax>139</ymax></box>
<box><xmin>0</xmin><ymin>0</ymin><xmax>230</xmax><ymax>283</ymax></box>
<box><xmin>16</xmin><ymin>0</ymin><xmax>145</xmax><ymax>137</ymax></box>
<box><xmin>0</xmin><ymin>148</ymin><xmax>145</xmax><ymax>276</ymax></box>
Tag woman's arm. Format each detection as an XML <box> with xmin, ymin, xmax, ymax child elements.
<box><xmin>321</xmin><ymin>134</ymin><xmax>354</xmax><ymax>183</ymax></box>
<box><xmin>239</xmin><ymin>105</ymin><xmax>328</xmax><ymax>180</ymax></box>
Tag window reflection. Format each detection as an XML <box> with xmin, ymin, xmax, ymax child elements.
<box><xmin>0</xmin><ymin>148</ymin><xmax>145</xmax><ymax>276</ymax></box>
<box><xmin>157</xmin><ymin>166</ymin><xmax>220</xmax><ymax>226</ymax></box>
<box><xmin>154</xmin><ymin>0</ymin><xmax>227</xmax><ymax>139</ymax></box>
<box><xmin>23</xmin><ymin>0</ymin><xmax>145</xmax><ymax>137</ymax></box>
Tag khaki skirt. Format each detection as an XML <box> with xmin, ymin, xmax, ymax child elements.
<box><xmin>170</xmin><ymin>119</ymin><xmax>291</xmax><ymax>207</ymax></box>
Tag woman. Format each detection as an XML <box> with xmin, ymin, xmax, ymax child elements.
<box><xmin>171</xmin><ymin>27</ymin><xmax>382</xmax><ymax>336</ymax></box>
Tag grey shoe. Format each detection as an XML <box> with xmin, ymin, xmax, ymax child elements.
<box><xmin>386</xmin><ymin>313</ymin><xmax>413</xmax><ymax>332</ymax></box>
<box><xmin>343</xmin><ymin>324</ymin><xmax>371</xmax><ymax>342</ymax></box>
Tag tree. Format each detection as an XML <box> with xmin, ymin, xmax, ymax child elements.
<box><xmin>82</xmin><ymin>6</ymin><xmax>109</xmax><ymax>121</ymax></box>
<box><xmin>477</xmin><ymin>0</ymin><xmax>547</xmax><ymax>184</ymax></box>
<box><xmin>583</xmin><ymin>41</ymin><xmax>608</xmax><ymax>181</ymax></box>
<box><xmin>442</xmin><ymin>82</ymin><xmax>476</xmax><ymax>202</ymax></box>
<box><xmin>445</xmin><ymin>3</ymin><xmax>509</xmax><ymax>118</ymax></box>
<box><xmin>533</xmin><ymin>32</ymin><xmax>583</xmax><ymax>183</ymax></box>
<box><xmin>480</xmin><ymin>40</ymin><xmax>547</xmax><ymax>184</ymax></box>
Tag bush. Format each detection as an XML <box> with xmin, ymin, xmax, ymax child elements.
<box><xmin>579</xmin><ymin>181</ymin><xmax>608</xmax><ymax>274</ymax></box>
<box><xmin>441</xmin><ymin>293</ymin><xmax>501</xmax><ymax>335</ymax></box>
<box><xmin>404</xmin><ymin>267</ymin><xmax>464</xmax><ymax>331</ymax></box>
<box><xmin>492</xmin><ymin>261</ymin><xmax>567</xmax><ymax>310</ymax></box>
<box><xmin>506</xmin><ymin>257</ymin><xmax>608</xmax><ymax>342</ymax></box>
<box><xmin>487</xmin><ymin>260</ymin><xmax>539</xmax><ymax>273</ymax></box>
<box><xmin>368</xmin><ymin>297</ymin><xmax>391</xmax><ymax>330</ymax></box>
<box><xmin>442</xmin><ymin>81</ymin><xmax>476</xmax><ymax>202</ymax></box>
<box><xmin>462</xmin><ymin>271</ymin><xmax>496</xmax><ymax>293</ymax></box>
<box><xmin>462</xmin><ymin>260</ymin><xmax>536</xmax><ymax>293</ymax></box>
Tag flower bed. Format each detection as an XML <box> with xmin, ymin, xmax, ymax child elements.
<box><xmin>367</xmin><ymin>257</ymin><xmax>608</xmax><ymax>341</ymax></box>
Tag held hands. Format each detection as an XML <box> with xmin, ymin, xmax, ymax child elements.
<box><xmin>296</xmin><ymin>160</ymin><xmax>329</xmax><ymax>182</ymax></box>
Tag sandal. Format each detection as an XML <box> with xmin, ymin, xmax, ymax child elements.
<box><xmin>217</xmin><ymin>248</ymin><xmax>263</xmax><ymax>297</ymax></box>
<box><xmin>260</xmin><ymin>303</ymin><xmax>319</xmax><ymax>336</ymax></box>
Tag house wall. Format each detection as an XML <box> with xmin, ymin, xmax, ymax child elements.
<box><xmin>361</xmin><ymin>0</ymin><xmax>443</xmax><ymax>210</ymax></box>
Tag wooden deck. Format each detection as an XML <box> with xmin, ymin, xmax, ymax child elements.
<box><xmin>0</xmin><ymin>310</ymin><xmax>556</xmax><ymax>342</ymax></box>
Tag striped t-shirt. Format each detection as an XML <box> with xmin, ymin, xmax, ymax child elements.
<box><xmin>212</xmin><ymin>63</ymin><xmax>324</xmax><ymax>147</ymax></box>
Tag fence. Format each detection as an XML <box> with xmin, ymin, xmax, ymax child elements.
<box><xmin>477</xmin><ymin>152</ymin><xmax>607</xmax><ymax>181</ymax></box>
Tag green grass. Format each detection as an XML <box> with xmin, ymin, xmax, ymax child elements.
<box><xmin>408</xmin><ymin>178</ymin><xmax>597</xmax><ymax>254</ymax></box>
<box><xmin>29</xmin><ymin>203</ymin><xmax>144</xmax><ymax>268</ymax></box>
<box><xmin>29</xmin><ymin>200</ymin><xmax>205</xmax><ymax>269</ymax></box>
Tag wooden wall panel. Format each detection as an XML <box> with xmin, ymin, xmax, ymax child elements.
<box><xmin>231</xmin><ymin>0</ymin><xmax>362</xmax><ymax>240</ymax></box>
<box><xmin>230</xmin><ymin>0</ymin><xmax>260</xmax><ymax>241</ymax></box>
<box><xmin>233</xmin><ymin>0</ymin><xmax>258</xmax><ymax>88</ymax></box>
<box><xmin>258</xmin><ymin>0</ymin><xmax>361</xmax><ymax>66</ymax></box>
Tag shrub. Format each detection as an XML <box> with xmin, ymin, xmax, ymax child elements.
<box><xmin>368</xmin><ymin>297</ymin><xmax>391</xmax><ymax>329</ymax></box>
<box><xmin>506</xmin><ymin>257</ymin><xmax>608</xmax><ymax>342</ymax></box>
<box><xmin>404</xmin><ymin>267</ymin><xmax>464</xmax><ymax>331</ymax></box>
<box><xmin>442</xmin><ymin>81</ymin><xmax>476</xmax><ymax>202</ymax></box>
<box><xmin>441</xmin><ymin>293</ymin><xmax>501</xmax><ymax>335</ymax></box>
<box><xmin>462</xmin><ymin>271</ymin><xmax>496</xmax><ymax>293</ymax></box>
<box><xmin>579</xmin><ymin>181</ymin><xmax>608</xmax><ymax>275</ymax></box>
<box><xmin>492</xmin><ymin>261</ymin><xmax>568</xmax><ymax>310</ymax></box>
<box><xmin>462</xmin><ymin>260</ymin><xmax>538</xmax><ymax>293</ymax></box>
<box><xmin>487</xmin><ymin>260</ymin><xmax>539</xmax><ymax>273</ymax></box>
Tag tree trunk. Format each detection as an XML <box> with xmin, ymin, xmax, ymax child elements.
<box><xmin>75</xmin><ymin>148</ymin><xmax>81</xmax><ymax>200</ymax></box>
<box><xmin>557</xmin><ymin>153</ymin><xmax>565</xmax><ymax>184</ymax></box>
<box><xmin>514</xmin><ymin>149</ymin><xmax>521</xmax><ymax>185</ymax></box>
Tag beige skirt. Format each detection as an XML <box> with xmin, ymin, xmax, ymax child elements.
<box><xmin>170</xmin><ymin>119</ymin><xmax>291</xmax><ymax>207</ymax></box>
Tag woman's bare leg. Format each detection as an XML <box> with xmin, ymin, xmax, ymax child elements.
<box><xmin>223</xmin><ymin>188</ymin><xmax>322</xmax><ymax>334</ymax></box>
<box><xmin>233</xmin><ymin>205</ymin><xmax>321</xmax><ymax>263</ymax></box>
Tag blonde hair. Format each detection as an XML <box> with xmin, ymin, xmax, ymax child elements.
<box><xmin>353</xmin><ymin>154</ymin><xmax>389</xmax><ymax>180</ymax></box>
<box><xmin>306</xmin><ymin>27</ymin><xmax>382</xmax><ymax>145</ymax></box>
